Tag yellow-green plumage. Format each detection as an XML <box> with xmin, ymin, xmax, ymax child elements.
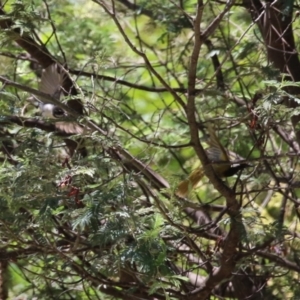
<box><xmin>176</xmin><ymin>126</ymin><xmax>249</xmax><ymax>197</ymax></box>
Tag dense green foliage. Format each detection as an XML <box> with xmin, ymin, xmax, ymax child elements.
<box><xmin>0</xmin><ymin>0</ymin><xmax>300</xmax><ymax>299</ymax></box>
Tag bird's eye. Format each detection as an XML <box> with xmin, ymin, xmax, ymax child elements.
<box><xmin>53</xmin><ymin>107</ymin><xmax>66</xmax><ymax>118</ymax></box>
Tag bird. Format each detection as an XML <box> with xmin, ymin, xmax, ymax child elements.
<box><xmin>38</xmin><ymin>63</ymin><xmax>67</xmax><ymax>119</ymax></box>
<box><xmin>29</xmin><ymin>64</ymin><xmax>85</xmax><ymax>135</ymax></box>
<box><xmin>176</xmin><ymin>126</ymin><xmax>250</xmax><ymax>197</ymax></box>
<box><xmin>28</xmin><ymin>63</ymin><xmax>87</xmax><ymax>157</ymax></box>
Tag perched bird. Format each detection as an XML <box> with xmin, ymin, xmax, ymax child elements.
<box><xmin>30</xmin><ymin>64</ymin><xmax>84</xmax><ymax>135</ymax></box>
<box><xmin>29</xmin><ymin>63</ymin><xmax>87</xmax><ymax>157</ymax></box>
<box><xmin>38</xmin><ymin>64</ymin><xmax>66</xmax><ymax>119</ymax></box>
<box><xmin>176</xmin><ymin>126</ymin><xmax>250</xmax><ymax>197</ymax></box>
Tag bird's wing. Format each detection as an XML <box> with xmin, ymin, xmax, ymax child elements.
<box><xmin>55</xmin><ymin>122</ymin><xmax>84</xmax><ymax>134</ymax></box>
<box><xmin>206</xmin><ymin>125</ymin><xmax>230</xmax><ymax>162</ymax></box>
<box><xmin>39</xmin><ymin>64</ymin><xmax>65</xmax><ymax>100</ymax></box>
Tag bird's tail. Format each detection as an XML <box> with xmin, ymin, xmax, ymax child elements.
<box><xmin>176</xmin><ymin>167</ymin><xmax>205</xmax><ymax>197</ymax></box>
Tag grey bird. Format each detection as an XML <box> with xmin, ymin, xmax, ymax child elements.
<box><xmin>32</xmin><ymin>64</ymin><xmax>84</xmax><ymax>135</ymax></box>
<box><xmin>38</xmin><ymin>64</ymin><xmax>67</xmax><ymax>118</ymax></box>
